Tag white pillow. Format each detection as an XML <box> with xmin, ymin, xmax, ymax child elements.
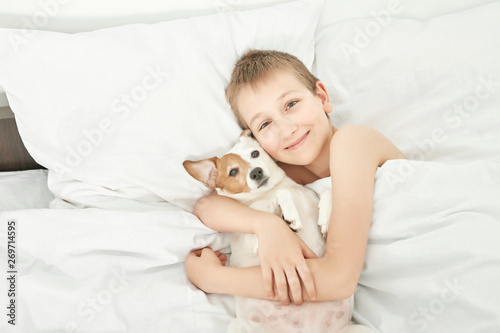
<box><xmin>0</xmin><ymin>0</ymin><xmax>323</xmax><ymax>212</ymax></box>
<box><xmin>315</xmin><ymin>2</ymin><xmax>500</xmax><ymax>163</ymax></box>
<box><xmin>0</xmin><ymin>0</ymin><xmax>296</xmax><ymax>33</ymax></box>
<box><xmin>0</xmin><ymin>0</ymin><xmax>295</xmax><ymax>107</ymax></box>
<box><xmin>317</xmin><ymin>0</ymin><xmax>499</xmax><ymax>28</ymax></box>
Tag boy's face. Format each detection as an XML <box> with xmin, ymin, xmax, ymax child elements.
<box><xmin>237</xmin><ymin>70</ymin><xmax>333</xmax><ymax>166</ymax></box>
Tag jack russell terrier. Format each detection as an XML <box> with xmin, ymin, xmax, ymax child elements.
<box><xmin>183</xmin><ymin>129</ymin><xmax>373</xmax><ymax>333</ymax></box>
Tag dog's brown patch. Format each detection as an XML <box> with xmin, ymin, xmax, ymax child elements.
<box><xmin>215</xmin><ymin>153</ymin><xmax>251</xmax><ymax>194</ymax></box>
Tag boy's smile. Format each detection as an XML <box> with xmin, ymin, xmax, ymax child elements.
<box><xmin>237</xmin><ymin>70</ymin><xmax>334</xmax><ymax>172</ymax></box>
<box><xmin>285</xmin><ymin>130</ymin><xmax>309</xmax><ymax>150</ymax></box>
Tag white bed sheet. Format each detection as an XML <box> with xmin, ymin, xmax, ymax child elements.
<box><xmin>0</xmin><ymin>169</ymin><xmax>54</xmax><ymax>211</ymax></box>
<box><xmin>1</xmin><ymin>159</ymin><xmax>500</xmax><ymax>332</ymax></box>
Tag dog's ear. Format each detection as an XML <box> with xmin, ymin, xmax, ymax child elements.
<box><xmin>183</xmin><ymin>157</ymin><xmax>218</xmax><ymax>188</ymax></box>
<box><xmin>239</xmin><ymin>129</ymin><xmax>254</xmax><ymax>139</ymax></box>
<box><xmin>239</xmin><ymin>129</ymin><xmax>256</xmax><ymax>143</ymax></box>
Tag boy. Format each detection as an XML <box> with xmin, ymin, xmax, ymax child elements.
<box><xmin>185</xmin><ymin>50</ymin><xmax>406</xmax><ymax>306</ymax></box>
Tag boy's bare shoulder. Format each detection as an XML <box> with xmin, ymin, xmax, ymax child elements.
<box><xmin>330</xmin><ymin>125</ymin><xmax>407</xmax><ymax>166</ymax></box>
<box><xmin>277</xmin><ymin>162</ymin><xmax>319</xmax><ymax>185</ymax></box>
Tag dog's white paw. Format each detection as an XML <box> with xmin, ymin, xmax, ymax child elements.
<box><xmin>277</xmin><ymin>189</ymin><xmax>304</xmax><ymax>232</ymax></box>
<box><xmin>318</xmin><ymin>189</ymin><xmax>332</xmax><ymax>238</ymax></box>
<box><xmin>286</xmin><ymin>219</ymin><xmax>304</xmax><ymax>232</ymax></box>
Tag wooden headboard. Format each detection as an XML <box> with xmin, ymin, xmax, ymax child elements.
<box><xmin>0</xmin><ymin>106</ymin><xmax>44</xmax><ymax>172</ymax></box>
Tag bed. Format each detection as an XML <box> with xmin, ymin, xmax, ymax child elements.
<box><xmin>1</xmin><ymin>0</ymin><xmax>499</xmax><ymax>332</ymax></box>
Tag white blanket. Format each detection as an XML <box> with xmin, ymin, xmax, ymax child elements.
<box><xmin>309</xmin><ymin>159</ymin><xmax>500</xmax><ymax>332</ymax></box>
<box><xmin>0</xmin><ymin>208</ymin><xmax>234</xmax><ymax>332</ymax></box>
<box><xmin>1</xmin><ymin>159</ymin><xmax>500</xmax><ymax>332</ymax></box>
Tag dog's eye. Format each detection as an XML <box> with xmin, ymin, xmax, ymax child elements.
<box><xmin>251</xmin><ymin>150</ymin><xmax>260</xmax><ymax>158</ymax></box>
<box><xmin>229</xmin><ymin>168</ymin><xmax>238</xmax><ymax>177</ymax></box>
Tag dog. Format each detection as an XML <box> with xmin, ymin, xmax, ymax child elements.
<box><xmin>183</xmin><ymin>129</ymin><xmax>373</xmax><ymax>333</ymax></box>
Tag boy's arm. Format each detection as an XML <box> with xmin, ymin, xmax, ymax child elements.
<box><xmin>186</xmin><ymin>248</ymin><xmax>348</xmax><ymax>302</ymax></box>
<box><xmin>192</xmin><ymin>191</ymin><xmax>319</xmax><ymax>305</ymax></box>
<box><xmin>193</xmin><ymin>191</ymin><xmax>279</xmax><ymax>234</ymax></box>
<box><xmin>311</xmin><ymin>125</ymin><xmax>407</xmax><ymax>298</ymax></box>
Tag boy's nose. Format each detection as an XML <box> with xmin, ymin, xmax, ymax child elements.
<box><xmin>250</xmin><ymin>167</ymin><xmax>263</xmax><ymax>180</ymax></box>
<box><xmin>274</xmin><ymin>117</ymin><xmax>298</xmax><ymax>138</ymax></box>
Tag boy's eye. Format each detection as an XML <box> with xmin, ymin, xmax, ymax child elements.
<box><xmin>229</xmin><ymin>168</ymin><xmax>238</xmax><ymax>177</ymax></box>
<box><xmin>259</xmin><ymin>121</ymin><xmax>270</xmax><ymax>131</ymax></box>
<box><xmin>286</xmin><ymin>100</ymin><xmax>297</xmax><ymax>110</ymax></box>
<box><xmin>251</xmin><ymin>150</ymin><xmax>259</xmax><ymax>158</ymax></box>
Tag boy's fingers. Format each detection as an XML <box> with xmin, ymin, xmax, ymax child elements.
<box><xmin>274</xmin><ymin>271</ymin><xmax>290</xmax><ymax>305</ymax></box>
<box><xmin>261</xmin><ymin>266</ymin><xmax>274</xmax><ymax>299</ymax></box>
<box><xmin>193</xmin><ymin>246</ymin><xmax>214</xmax><ymax>257</ymax></box>
<box><xmin>285</xmin><ymin>269</ymin><xmax>303</xmax><ymax>305</ymax></box>
<box><xmin>201</xmin><ymin>248</ymin><xmax>214</xmax><ymax>256</ymax></box>
<box><xmin>302</xmin><ymin>244</ymin><xmax>318</xmax><ymax>259</ymax></box>
<box><xmin>219</xmin><ymin>254</ymin><xmax>227</xmax><ymax>266</ymax></box>
<box><xmin>297</xmin><ymin>262</ymin><xmax>316</xmax><ymax>300</ymax></box>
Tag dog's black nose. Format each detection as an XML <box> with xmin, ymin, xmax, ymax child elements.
<box><xmin>250</xmin><ymin>167</ymin><xmax>263</xmax><ymax>181</ymax></box>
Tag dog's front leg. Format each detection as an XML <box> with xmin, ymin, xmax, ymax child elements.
<box><xmin>276</xmin><ymin>189</ymin><xmax>303</xmax><ymax>232</ymax></box>
<box><xmin>318</xmin><ymin>189</ymin><xmax>332</xmax><ymax>238</ymax></box>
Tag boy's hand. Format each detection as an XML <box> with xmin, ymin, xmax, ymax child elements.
<box><xmin>185</xmin><ymin>248</ymin><xmax>227</xmax><ymax>293</ymax></box>
<box><xmin>255</xmin><ymin>217</ymin><xmax>318</xmax><ymax>305</ymax></box>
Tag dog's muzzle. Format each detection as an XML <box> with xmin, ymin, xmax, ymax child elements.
<box><xmin>257</xmin><ymin>177</ymin><xmax>269</xmax><ymax>188</ymax></box>
<box><xmin>250</xmin><ymin>167</ymin><xmax>269</xmax><ymax>188</ymax></box>
<box><xmin>250</xmin><ymin>167</ymin><xmax>263</xmax><ymax>180</ymax></box>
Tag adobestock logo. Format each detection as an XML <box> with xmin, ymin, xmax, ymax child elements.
<box><xmin>51</xmin><ymin>65</ymin><xmax>168</xmax><ymax>175</ymax></box>
<box><xmin>340</xmin><ymin>0</ymin><xmax>403</xmax><ymax>61</ymax></box>
<box><xmin>442</xmin><ymin>75</ymin><xmax>498</xmax><ymax>129</ymax></box>
<box><xmin>382</xmin><ymin>74</ymin><xmax>498</xmax><ymax>190</ymax></box>
<box><xmin>64</xmin><ymin>267</ymin><xmax>134</xmax><ymax>332</ymax></box>
<box><xmin>7</xmin><ymin>0</ymin><xmax>72</xmax><ymax>52</ymax></box>
<box><xmin>408</xmin><ymin>278</ymin><xmax>467</xmax><ymax>332</ymax></box>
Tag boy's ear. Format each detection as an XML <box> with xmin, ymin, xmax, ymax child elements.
<box><xmin>315</xmin><ymin>81</ymin><xmax>333</xmax><ymax>113</ymax></box>
<box><xmin>183</xmin><ymin>157</ymin><xmax>218</xmax><ymax>188</ymax></box>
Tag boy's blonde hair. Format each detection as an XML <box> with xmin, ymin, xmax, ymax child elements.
<box><xmin>225</xmin><ymin>49</ymin><xmax>319</xmax><ymax>128</ymax></box>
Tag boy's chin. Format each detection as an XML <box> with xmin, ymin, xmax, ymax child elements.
<box><xmin>282</xmin><ymin>155</ymin><xmax>314</xmax><ymax>167</ymax></box>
